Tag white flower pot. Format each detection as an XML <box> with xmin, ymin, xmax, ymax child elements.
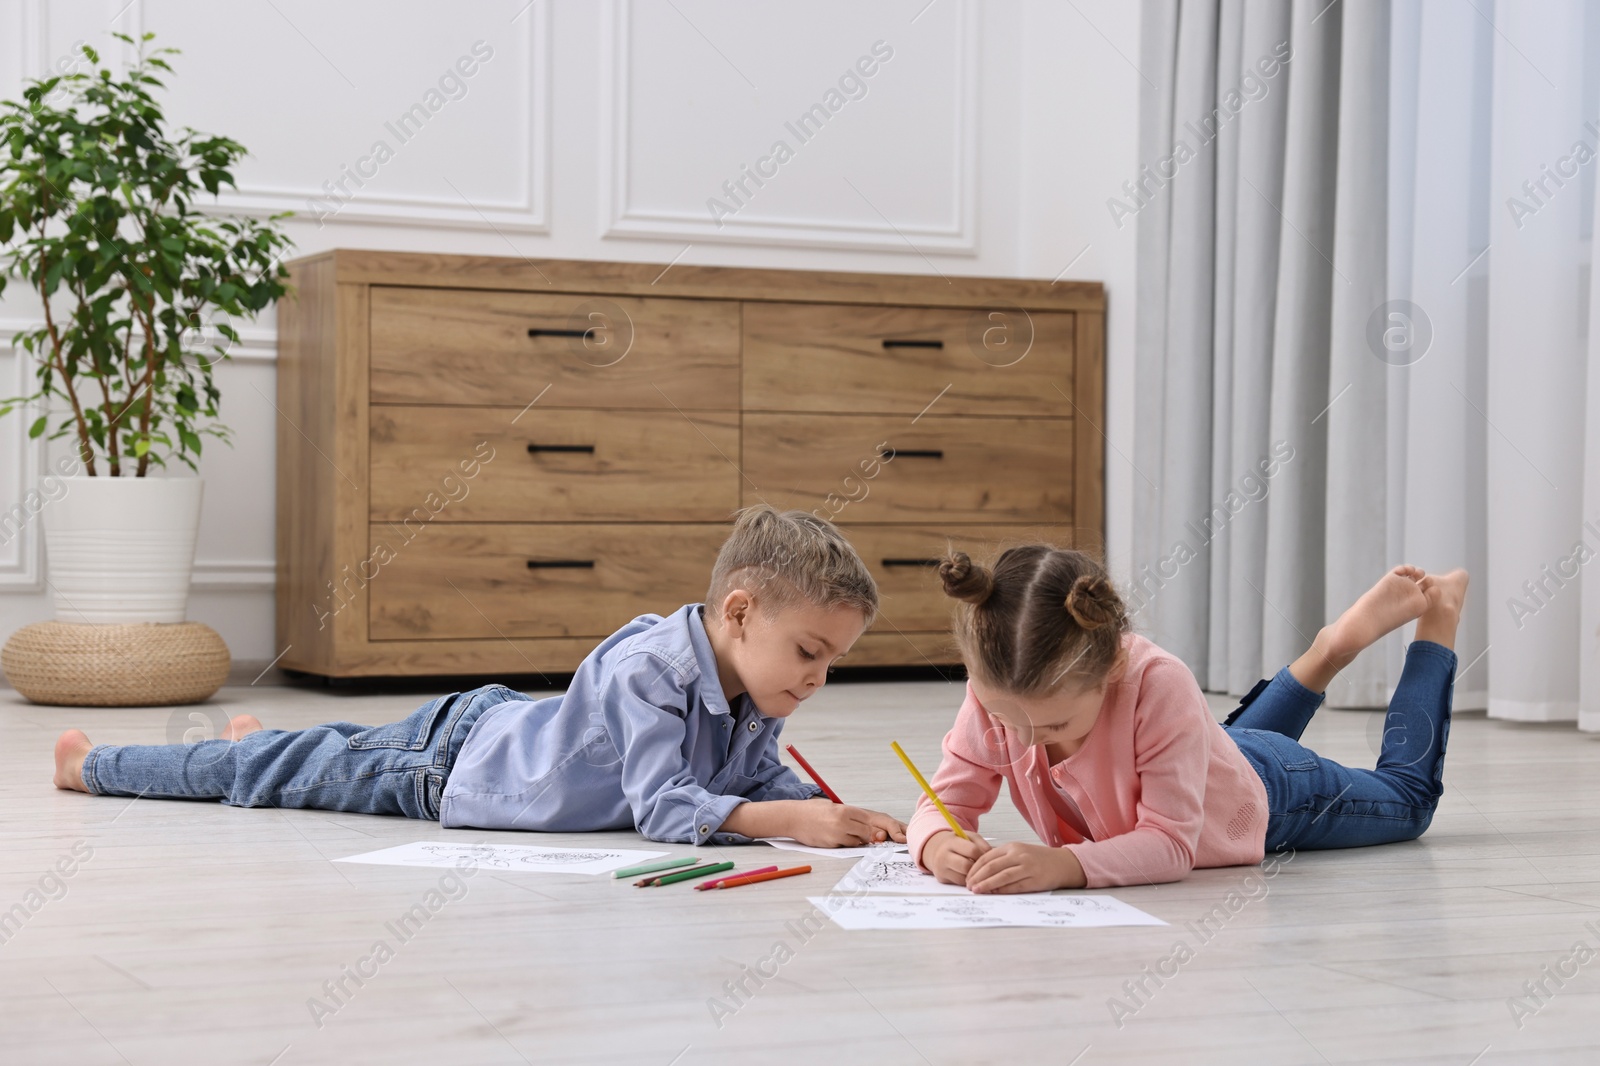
<box><xmin>42</xmin><ymin>476</ymin><xmax>204</xmax><ymax>624</ymax></box>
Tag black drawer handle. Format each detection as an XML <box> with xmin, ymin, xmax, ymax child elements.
<box><xmin>527</xmin><ymin>560</ymin><xmax>596</xmax><ymax>569</ymax></box>
<box><xmin>887</xmin><ymin>448</ymin><xmax>943</xmax><ymax>459</ymax></box>
<box><xmin>528</xmin><ymin>327</ymin><xmax>597</xmax><ymax>339</ymax></box>
<box><xmin>882</xmin><ymin>339</ymin><xmax>944</xmax><ymax>349</ymax></box>
<box><xmin>527</xmin><ymin>443</ymin><xmax>596</xmax><ymax>454</ymax></box>
<box><xmin>881</xmin><ymin>557</ymin><xmax>944</xmax><ymax>568</ymax></box>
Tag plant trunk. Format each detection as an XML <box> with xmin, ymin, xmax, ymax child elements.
<box><xmin>133</xmin><ymin>294</ymin><xmax>159</xmax><ymax>477</ymax></box>
<box><xmin>36</xmin><ymin>254</ymin><xmax>97</xmax><ymax>477</ymax></box>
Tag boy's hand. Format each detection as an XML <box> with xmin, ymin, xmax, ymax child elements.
<box><xmin>921</xmin><ymin>830</ymin><xmax>992</xmax><ymax>884</ymax></box>
<box><xmin>788</xmin><ymin>799</ymin><xmax>906</xmax><ymax>847</ymax></box>
<box><xmin>965</xmin><ymin>841</ymin><xmax>1086</xmax><ymax>894</ymax></box>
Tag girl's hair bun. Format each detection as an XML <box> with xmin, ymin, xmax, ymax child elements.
<box><xmin>1065</xmin><ymin>574</ymin><xmax>1119</xmax><ymax>630</ymax></box>
<box><xmin>939</xmin><ymin>551</ymin><xmax>995</xmax><ymax>605</ymax></box>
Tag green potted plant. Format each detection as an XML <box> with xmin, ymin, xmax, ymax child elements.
<box><xmin>0</xmin><ymin>33</ymin><xmax>292</xmax><ymax>624</ymax></box>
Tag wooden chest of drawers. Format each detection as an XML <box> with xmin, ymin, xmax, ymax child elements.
<box><xmin>274</xmin><ymin>251</ymin><xmax>1105</xmax><ymax>678</ymax></box>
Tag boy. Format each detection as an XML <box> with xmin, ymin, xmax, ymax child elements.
<box><xmin>52</xmin><ymin>507</ymin><xmax>906</xmax><ymax>848</ymax></box>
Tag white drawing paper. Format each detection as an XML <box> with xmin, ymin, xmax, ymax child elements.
<box><xmin>760</xmin><ymin>838</ymin><xmax>910</xmax><ymax>860</ymax></box>
<box><xmin>335</xmin><ymin>841</ymin><xmax>665</xmax><ymax>876</ymax></box>
<box><xmin>809</xmin><ymin>894</ymin><xmax>1168</xmax><ymax>931</ymax></box>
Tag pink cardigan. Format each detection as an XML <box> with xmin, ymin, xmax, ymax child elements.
<box><xmin>908</xmin><ymin>633</ymin><xmax>1269</xmax><ymax>888</ymax></box>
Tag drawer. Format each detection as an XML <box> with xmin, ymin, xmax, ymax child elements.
<box><xmin>743</xmin><ymin>414</ymin><xmax>1073</xmax><ymax>523</ymax></box>
<box><xmin>743</xmin><ymin>302</ymin><xmax>1076</xmax><ymax>416</ymax></box>
<box><xmin>366</xmin><ymin>524</ymin><xmax>727</xmax><ymax>640</ymax></box>
<box><xmin>369</xmin><ymin>406</ymin><xmax>740</xmax><ymax>522</ymax></box>
<box><xmin>845</xmin><ymin>526</ymin><xmax>1084</xmax><ymax>634</ymax></box>
<box><xmin>370</xmin><ymin>287</ymin><xmax>741</xmax><ymax>408</ymax></box>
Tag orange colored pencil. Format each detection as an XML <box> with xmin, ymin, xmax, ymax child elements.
<box><xmin>694</xmin><ymin>865</ymin><xmax>779</xmax><ymax>890</ymax></box>
<box><xmin>786</xmin><ymin>744</ymin><xmax>844</xmax><ymax>803</ymax></box>
<box><xmin>703</xmin><ymin>865</ymin><xmax>812</xmax><ymax>890</ymax></box>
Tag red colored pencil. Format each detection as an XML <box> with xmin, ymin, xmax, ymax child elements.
<box><xmin>786</xmin><ymin>744</ymin><xmax>843</xmax><ymax>804</ymax></box>
<box><xmin>705</xmin><ymin>865</ymin><xmax>812</xmax><ymax>890</ymax></box>
<box><xmin>694</xmin><ymin>865</ymin><xmax>779</xmax><ymax>890</ymax></box>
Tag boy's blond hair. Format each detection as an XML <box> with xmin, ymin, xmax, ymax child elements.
<box><xmin>706</xmin><ymin>506</ymin><xmax>878</xmax><ymax>625</ymax></box>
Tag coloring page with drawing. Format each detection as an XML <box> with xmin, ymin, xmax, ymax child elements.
<box><xmin>811</xmin><ymin>893</ymin><xmax>1168</xmax><ymax>931</ymax></box>
<box><xmin>335</xmin><ymin>841</ymin><xmax>666</xmax><ymax>876</ymax></box>
<box><xmin>832</xmin><ymin>852</ymin><xmax>1050</xmax><ymax>897</ymax></box>
<box><xmin>761</xmin><ymin>838</ymin><xmax>909</xmax><ymax>860</ymax></box>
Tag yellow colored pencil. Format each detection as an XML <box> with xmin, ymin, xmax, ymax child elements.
<box><xmin>890</xmin><ymin>741</ymin><xmax>968</xmax><ymax>841</ymax></box>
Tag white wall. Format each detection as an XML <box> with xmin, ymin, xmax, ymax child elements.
<box><xmin>0</xmin><ymin>0</ymin><xmax>1140</xmax><ymax>667</ymax></box>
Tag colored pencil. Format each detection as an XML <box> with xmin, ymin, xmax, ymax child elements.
<box><xmin>694</xmin><ymin>865</ymin><xmax>779</xmax><ymax>890</ymax></box>
<box><xmin>612</xmin><ymin>856</ymin><xmax>697</xmax><ymax>879</ymax></box>
<box><xmin>704</xmin><ymin>865</ymin><xmax>813</xmax><ymax>890</ymax></box>
<box><xmin>891</xmin><ymin>740</ymin><xmax>969</xmax><ymax>840</ymax></box>
<box><xmin>785</xmin><ymin>743</ymin><xmax>844</xmax><ymax>804</ymax></box>
<box><xmin>638</xmin><ymin>860</ymin><xmax>735</xmax><ymax>887</ymax></box>
<box><xmin>633</xmin><ymin>862</ymin><xmax>719</xmax><ymax>887</ymax></box>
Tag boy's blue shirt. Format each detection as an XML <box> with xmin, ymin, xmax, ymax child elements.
<box><xmin>438</xmin><ymin>604</ymin><xmax>823</xmax><ymax>843</ymax></box>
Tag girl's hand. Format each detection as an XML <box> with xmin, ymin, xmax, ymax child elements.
<box><xmin>966</xmin><ymin>842</ymin><xmax>1086</xmax><ymax>894</ymax></box>
<box><xmin>788</xmin><ymin>800</ymin><xmax>906</xmax><ymax>847</ymax></box>
<box><xmin>922</xmin><ymin>830</ymin><xmax>993</xmax><ymax>884</ymax></box>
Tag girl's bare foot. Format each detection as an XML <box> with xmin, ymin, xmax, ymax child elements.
<box><xmin>1415</xmin><ymin>569</ymin><xmax>1469</xmax><ymax>650</ymax></box>
<box><xmin>53</xmin><ymin>730</ymin><xmax>93</xmax><ymax>793</ymax></box>
<box><xmin>1291</xmin><ymin>566</ymin><xmax>1430</xmax><ymax>692</ymax></box>
<box><xmin>220</xmin><ymin>714</ymin><xmax>263</xmax><ymax>741</ymax></box>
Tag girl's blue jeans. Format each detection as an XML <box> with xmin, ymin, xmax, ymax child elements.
<box><xmin>82</xmin><ymin>684</ymin><xmax>526</xmax><ymax>820</ymax></box>
<box><xmin>1224</xmin><ymin>640</ymin><xmax>1457</xmax><ymax>853</ymax></box>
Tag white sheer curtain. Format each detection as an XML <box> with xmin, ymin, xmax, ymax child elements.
<box><xmin>1134</xmin><ymin>0</ymin><xmax>1600</xmax><ymax>730</ymax></box>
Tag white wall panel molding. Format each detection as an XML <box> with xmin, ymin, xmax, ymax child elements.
<box><xmin>203</xmin><ymin>1</ymin><xmax>551</xmax><ymax>234</ymax></box>
<box><xmin>599</xmin><ymin>0</ymin><xmax>979</xmax><ymax>254</ymax></box>
<box><xmin>0</xmin><ymin>329</ymin><xmax>47</xmax><ymax>591</ymax></box>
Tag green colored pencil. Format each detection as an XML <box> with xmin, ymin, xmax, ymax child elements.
<box><xmin>641</xmin><ymin>861</ymin><xmax>734</xmax><ymax>887</ymax></box>
<box><xmin>612</xmin><ymin>856</ymin><xmax>698</xmax><ymax>879</ymax></box>
<box><xmin>633</xmin><ymin>862</ymin><xmax>720</xmax><ymax>887</ymax></box>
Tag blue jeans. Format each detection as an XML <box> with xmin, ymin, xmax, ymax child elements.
<box><xmin>1224</xmin><ymin>641</ymin><xmax>1456</xmax><ymax>853</ymax></box>
<box><xmin>82</xmin><ymin>684</ymin><xmax>527</xmax><ymax>821</ymax></box>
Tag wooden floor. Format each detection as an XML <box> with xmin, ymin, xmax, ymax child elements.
<box><xmin>3</xmin><ymin>675</ymin><xmax>1599</xmax><ymax>1065</ymax></box>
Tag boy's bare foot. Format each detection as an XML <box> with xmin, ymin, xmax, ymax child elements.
<box><xmin>1291</xmin><ymin>566</ymin><xmax>1430</xmax><ymax>692</ymax></box>
<box><xmin>220</xmin><ymin>714</ymin><xmax>263</xmax><ymax>741</ymax></box>
<box><xmin>53</xmin><ymin>729</ymin><xmax>93</xmax><ymax>793</ymax></box>
<box><xmin>1414</xmin><ymin>569</ymin><xmax>1469</xmax><ymax>650</ymax></box>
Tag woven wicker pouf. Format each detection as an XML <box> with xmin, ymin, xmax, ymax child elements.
<box><xmin>2</xmin><ymin>621</ymin><xmax>230</xmax><ymax>707</ymax></box>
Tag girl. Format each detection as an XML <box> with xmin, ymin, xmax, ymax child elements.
<box><xmin>911</xmin><ymin>546</ymin><xmax>1467</xmax><ymax>892</ymax></box>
